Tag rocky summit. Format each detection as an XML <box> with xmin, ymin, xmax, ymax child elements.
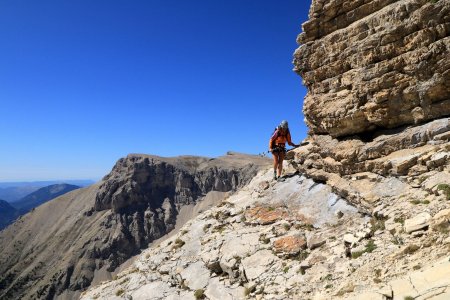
<box><xmin>80</xmin><ymin>0</ymin><xmax>449</xmax><ymax>299</ymax></box>
<box><xmin>0</xmin><ymin>153</ymin><xmax>270</xmax><ymax>300</ymax></box>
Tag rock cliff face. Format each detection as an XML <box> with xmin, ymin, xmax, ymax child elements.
<box><xmin>291</xmin><ymin>0</ymin><xmax>450</xmax><ymax>212</ymax></box>
<box><xmin>0</xmin><ymin>153</ymin><xmax>269</xmax><ymax>300</ymax></box>
<box><xmin>294</xmin><ymin>0</ymin><xmax>450</xmax><ymax>138</ymax></box>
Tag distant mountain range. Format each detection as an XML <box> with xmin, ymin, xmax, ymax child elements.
<box><xmin>0</xmin><ymin>200</ymin><xmax>19</xmax><ymax>230</ymax></box>
<box><xmin>0</xmin><ymin>180</ymin><xmax>94</xmax><ymax>202</ymax></box>
<box><xmin>0</xmin><ymin>184</ymin><xmax>81</xmax><ymax>231</ymax></box>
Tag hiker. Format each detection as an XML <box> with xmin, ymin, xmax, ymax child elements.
<box><xmin>269</xmin><ymin>120</ymin><xmax>298</xmax><ymax>180</ymax></box>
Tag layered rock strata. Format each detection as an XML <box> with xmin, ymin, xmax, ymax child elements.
<box><xmin>294</xmin><ymin>0</ymin><xmax>450</xmax><ymax>138</ymax></box>
<box><xmin>0</xmin><ymin>153</ymin><xmax>269</xmax><ymax>300</ymax></box>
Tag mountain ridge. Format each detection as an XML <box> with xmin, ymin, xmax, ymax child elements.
<box><xmin>0</xmin><ymin>152</ymin><xmax>271</xmax><ymax>300</ymax></box>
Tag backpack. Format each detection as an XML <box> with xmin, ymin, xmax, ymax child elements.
<box><xmin>270</xmin><ymin>127</ymin><xmax>289</xmax><ymax>149</ymax></box>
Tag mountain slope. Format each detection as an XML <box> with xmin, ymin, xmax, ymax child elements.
<box><xmin>81</xmin><ymin>153</ymin><xmax>450</xmax><ymax>300</ymax></box>
<box><xmin>0</xmin><ymin>152</ymin><xmax>270</xmax><ymax>300</ymax></box>
<box><xmin>12</xmin><ymin>184</ymin><xmax>81</xmax><ymax>213</ymax></box>
<box><xmin>0</xmin><ymin>200</ymin><xmax>18</xmax><ymax>231</ymax></box>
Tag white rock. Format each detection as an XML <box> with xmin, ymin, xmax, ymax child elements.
<box><xmin>180</xmin><ymin>261</ymin><xmax>210</xmax><ymax>290</ymax></box>
<box><xmin>343</xmin><ymin>233</ymin><xmax>360</xmax><ymax>244</ymax></box>
<box><xmin>241</xmin><ymin>250</ymin><xmax>277</xmax><ymax>281</ymax></box>
<box><xmin>404</xmin><ymin>212</ymin><xmax>432</xmax><ymax>233</ymax></box>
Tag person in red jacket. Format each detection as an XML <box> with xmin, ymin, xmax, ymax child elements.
<box><xmin>269</xmin><ymin>120</ymin><xmax>298</xmax><ymax>180</ymax></box>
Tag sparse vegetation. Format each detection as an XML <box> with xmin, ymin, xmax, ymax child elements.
<box><xmin>352</xmin><ymin>240</ymin><xmax>377</xmax><ymax>259</ymax></box>
<box><xmin>374</xmin><ymin>268</ymin><xmax>382</xmax><ymax>283</ymax></box>
<box><xmin>180</xmin><ymin>280</ymin><xmax>189</xmax><ymax>290</ymax></box>
<box><xmin>394</xmin><ymin>217</ymin><xmax>405</xmax><ymax>225</ymax></box>
<box><xmin>437</xmin><ymin>183</ymin><xmax>450</xmax><ymax>200</ymax></box>
<box><xmin>283</xmin><ymin>223</ymin><xmax>291</xmax><ymax>231</ymax></box>
<box><xmin>212</xmin><ymin>224</ymin><xmax>226</xmax><ymax>234</ymax></box>
<box><xmin>115</xmin><ymin>289</ymin><xmax>125</xmax><ymax>296</ymax></box>
<box><xmin>172</xmin><ymin>238</ymin><xmax>185</xmax><ymax>250</ymax></box>
<box><xmin>283</xmin><ymin>266</ymin><xmax>290</xmax><ymax>273</ymax></box>
<box><xmin>325</xmin><ymin>284</ymin><xmax>333</xmax><ymax>289</ymax></box>
<box><xmin>413</xmin><ymin>264</ymin><xmax>421</xmax><ymax>270</ymax></box>
<box><xmin>351</xmin><ymin>251</ymin><xmax>364</xmax><ymax>259</ymax></box>
<box><xmin>365</xmin><ymin>240</ymin><xmax>377</xmax><ymax>253</ymax></box>
<box><xmin>244</xmin><ymin>286</ymin><xmax>253</xmax><ymax>296</ymax></box>
<box><xmin>297</xmin><ymin>251</ymin><xmax>309</xmax><ymax>261</ymax></box>
<box><xmin>403</xmin><ymin>244</ymin><xmax>420</xmax><ymax>255</ymax></box>
<box><xmin>404</xmin><ymin>296</ymin><xmax>414</xmax><ymax>300</ymax></box>
<box><xmin>410</xmin><ymin>199</ymin><xmax>430</xmax><ymax>205</ymax></box>
<box><xmin>120</xmin><ymin>277</ymin><xmax>130</xmax><ymax>284</ymax></box>
<box><xmin>370</xmin><ymin>216</ymin><xmax>386</xmax><ymax>235</ymax></box>
<box><xmin>203</xmin><ymin>224</ymin><xmax>211</xmax><ymax>233</ymax></box>
<box><xmin>418</xmin><ymin>175</ymin><xmax>429</xmax><ymax>184</ymax></box>
<box><xmin>194</xmin><ymin>288</ymin><xmax>205</xmax><ymax>299</ymax></box>
<box><xmin>392</xmin><ymin>235</ymin><xmax>404</xmax><ymax>245</ymax></box>
<box><xmin>323</xmin><ymin>274</ymin><xmax>332</xmax><ymax>281</ymax></box>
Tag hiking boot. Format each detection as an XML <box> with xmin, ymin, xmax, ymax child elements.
<box><xmin>273</xmin><ymin>173</ymin><xmax>277</xmax><ymax>180</ymax></box>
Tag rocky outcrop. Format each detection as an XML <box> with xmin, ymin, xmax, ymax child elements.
<box><xmin>0</xmin><ymin>153</ymin><xmax>269</xmax><ymax>300</ymax></box>
<box><xmin>80</xmin><ymin>167</ymin><xmax>450</xmax><ymax>300</ymax></box>
<box><xmin>80</xmin><ymin>171</ymin><xmax>364</xmax><ymax>300</ymax></box>
<box><xmin>290</xmin><ymin>0</ymin><xmax>450</xmax><ymax>213</ymax></box>
<box><xmin>294</xmin><ymin>0</ymin><xmax>450</xmax><ymax>138</ymax></box>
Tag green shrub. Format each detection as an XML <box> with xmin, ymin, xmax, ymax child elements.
<box><xmin>172</xmin><ymin>238</ymin><xmax>185</xmax><ymax>249</ymax></box>
<box><xmin>365</xmin><ymin>240</ymin><xmax>377</xmax><ymax>253</ymax></box>
<box><xmin>437</xmin><ymin>183</ymin><xmax>450</xmax><ymax>199</ymax></box>
<box><xmin>194</xmin><ymin>289</ymin><xmax>205</xmax><ymax>299</ymax></box>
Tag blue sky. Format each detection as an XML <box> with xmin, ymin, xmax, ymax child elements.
<box><xmin>0</xmin><ymin>0</ymin><xmax>311</xmax><ymax>181</ymax></box>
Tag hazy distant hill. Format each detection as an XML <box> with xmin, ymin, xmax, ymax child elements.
<box><xmin>0</xmin><ymin>186</ymin><xmax>42</xmax><ymax>202</ymax></box>
<box><xmin>0</xmin><ymin>180</ymin><xmax>94</xmax><ymax>202</ymax></box>
<box><xmin>12</xmin><ymin>184</ymin><xmax>81</xmax><ymax>213</ymax></box>
<box><xmin>0</xmin><ymin>200</ymin><xmax>18</xmax><ymax>230</ymax></box>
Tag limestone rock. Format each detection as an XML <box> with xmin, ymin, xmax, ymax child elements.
<box><xmin>431</xmin><ymin>208</ymin><xmax>450</xmax><ymax>231</ymax></box>
<box><xmin>273</xmin><ymin>235</ymin><xmax>307</xmax><ymax>258</ymax></box>
<box><xmin>241</xmin><ymin>250</ymin><xmax>277</xmax><ymax>281</ymax></box>
<box><xmin>294</xmin><ymin>0</ymin><xmax>450</xmax><ymax>138</ymax></box>
<box><xmin>404</xmin><ymin>212</ymin><xmax>432</xmax><ymax>233</ymax></box>
<box><xmin>306</xmin><ymin>233</ymin><xmax>326</xmax><ymax>250</ymax></box>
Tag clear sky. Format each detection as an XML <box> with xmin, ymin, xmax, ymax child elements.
<box><xmin>0</xmin><ymin>0</ymin><xmax>312</xmax><ymax>181</ymax></box>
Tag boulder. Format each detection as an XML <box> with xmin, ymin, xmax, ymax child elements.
<box><xmin>404</xmin><ymin>213</ymin><xmax>432</xmax><ymax>233</ymax></box>
<box><xmin>431</xmin><ymin>209</ymin><xmax>450</xmax><ymax>231</ymax></box>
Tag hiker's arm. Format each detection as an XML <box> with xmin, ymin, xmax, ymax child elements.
<box><xmin>287</xmin><ymin>132</ymin><xmax>298</xmax><ymax>147</ymax></box>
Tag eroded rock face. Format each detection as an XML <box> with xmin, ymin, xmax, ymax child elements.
<box><xmin>293</xmin><ymin>0</ymin><xmax>450</xmax><ymax>138</ymax></box>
